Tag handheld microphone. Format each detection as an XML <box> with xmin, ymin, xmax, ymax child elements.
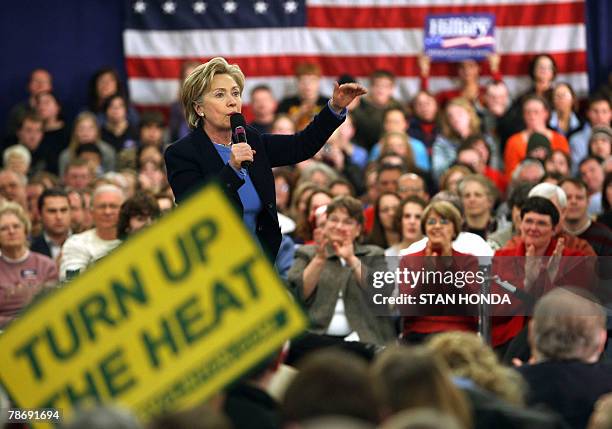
<box><xmin>230</xmin><ymin>113</ymin><xmax>252</xmax><ymax>169</ymax></box>
<box><xmin>491</xmin><ymin>275</ymin><xmax>534</xmax><ymax>306</ymax></box>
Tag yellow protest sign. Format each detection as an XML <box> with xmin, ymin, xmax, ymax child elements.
<box><xmin>0</xmin><ymin>183</ymin><xmax>308</xmax><ymax>428</ymax></box>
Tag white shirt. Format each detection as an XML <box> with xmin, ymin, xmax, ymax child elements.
<box><xmin>59</xmin><ymin>229</ymin><xmax>121</xmax><ymax>281</ymax></box>
<box><xmin>43</xmin><ymin>232</ymin><xmax>64</xmax><ymax>261</ymax></box>
<box><xmin>400</xmin><ymin>232</ymin><xmax>494</xmax><ymax>265</ymax></box>
<box><xmin>325</xmin><ymin>257</ymin><xmax>354</xmax><ymax>338</ymax></box>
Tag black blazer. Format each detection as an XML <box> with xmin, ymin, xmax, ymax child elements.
<box><xmin>519</xmin><ymin>360</ymin><xmax>612</xmax><ymax>429</ymax></box>
<box><xmin>30</xmin><ymin>234</ymin><xmax>52</xmax><ymax>258</ymax></box>
<box><xmin>165</xmin><ymin>104</ymin><xmax>343</xmax><ymax>258</ymax></box>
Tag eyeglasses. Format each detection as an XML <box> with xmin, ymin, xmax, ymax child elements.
<box><xmin>327</xmin><ymin>216</ymin><xmax>358</xmax><ymax>227</ymax></box>
<box><xmin>426</xmin><ymin>218</ymin><xmax>450</xmax><ymax>226</ymax></box>
<box><xmin>93</xmin><ymin>203</ymin><xmax>121</xmax><ymax>211</ymax></box>
<box><xmin>398</xmin><ymin>186</ymin><xmax>423</xmax><ymax>193</ymax></box>
<box><xmin>522</xmin><ymin>218</ymin><xmax>552</xmax><ymax>228</ymax></box>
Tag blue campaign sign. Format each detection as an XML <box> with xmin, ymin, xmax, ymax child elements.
<box><xmin>424</xmin><ymin>13</ymin><xmax>496</xmax><ymax>62</ymax></box>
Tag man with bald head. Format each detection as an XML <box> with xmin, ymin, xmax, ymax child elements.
<box><xmin>59</xmin><ymin>184</ymin><xmax>125</xmax><ymax>280</ymax></box>
<box><xmin>397</xmin><ymin>173</ymin><xmax>429</xmax><ymax>201</ymax></box>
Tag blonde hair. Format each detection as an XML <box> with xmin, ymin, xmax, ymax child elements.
<box><xmin>441</xmin><ymin>97</ymin><xmax>481</xmax><ymax>139</ymax></box>
<box><xmin>427</xmin><ymin>332</ymin><xmax>526</xmax><ymax>406</ymax></box>
<box><xmin>0</xmin><ymin>201</ymin><xmax>31</xmax><ymax>237</ymax></box>
<box><xmin>68</xmin><ymin>111</ymin><xmax>101</xmax><ymax>158</ymax></box>
<box><xmin>380</xmin><ymin>131</ymin><xmax>416</xmax><ymax>171</ymax></box>
<box><xmin>181</xmin><ymin>57</ymin><xmax>245</xmax><ymax>130</ymax></box>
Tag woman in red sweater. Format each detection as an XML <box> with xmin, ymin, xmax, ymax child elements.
<box><xmin>491</xmin><ymin>196</ymin><xmax>594</xmax><ymax>350</ymax></box>
<box><xmin>399</xmin><ymin>201</ymin><xmax>479</xmax><ymax>343</ymax></box>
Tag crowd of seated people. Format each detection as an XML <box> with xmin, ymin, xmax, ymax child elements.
<box><xmin>1</xmin><ymin>55</ymin><xmax>612</xmax><ymax>429</ymax></box>
<box><xmin>3</xmin><ymin>293</ymin><xmax>604</xmax><ymax>429</ymax></box>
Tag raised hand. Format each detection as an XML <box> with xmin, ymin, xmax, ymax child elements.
<box><xmin>488</xmin><ymin>53</ymin><xmax>501</xmax><ymax>74</ymax></box>
<box><xmin>424</xmin><ymin>240</ymin><xmax>439</xmax><ymax>257</ymax></box>
<box><xmin>418</xmin><ymin>54</ymin><xmax>431</xmax><ymax>77</ymax></box>
<box><xmin>546</xmin><ymin>237</ymin><xmax>564</xmax><ymax>283</ymax></box>
<box><xmin>313</xmin><ymin>227</ymin><xmax>329</xmax><ymax>260</ymax></box>
<box><xmin>524</xmin><ymin>243</ymin><xmax>541</xmax><ymax>291</ymax></box>
<box><xmin>331</xmin><ymin>234</ymin><xmax>356</xmax><ymax>262</ymax></box>
<box><xmin>330</xmin><ymin>82</ymin><xmax>368</xmax><ymax>112</ymax></box>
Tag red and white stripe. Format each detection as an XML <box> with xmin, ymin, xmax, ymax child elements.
<box><xmin>124</xmin><ymin>0</ymin><xmax>588</xmax><ymax>109</ymax></box>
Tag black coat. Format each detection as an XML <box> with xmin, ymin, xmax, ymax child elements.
<box><xmin>30</xmin><ymin>234</ymin><xmax>52</xmax><ymax>258</ymax></box>
<box><xmin>224</xmin><ymin>382</ymin><xmax>280</xmax><ymax>429</ymax></box>
<box><xmin>165</xmin><ymin>104</ymin><xmax>343</xmax><ymax>258</ymax></box>
<box><xmin>519</xmin><ymin>360</ymin><xmax>612</xmax><ymax>429</ymax></box>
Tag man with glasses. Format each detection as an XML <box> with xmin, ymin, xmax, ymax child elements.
<box><xmin>397</xmin><ymin>173</ymin><xmax>429</xmax><ymax>202</ymax></box>
<box><xmin>59</xmin><ymin>184</ymin><xmax>124</xmax><ymax>280</ymax></box>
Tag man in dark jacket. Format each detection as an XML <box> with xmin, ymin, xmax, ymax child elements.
<box><xmin>30</xmin><ymin>188</ymin><xmax>71</xmax><ymax>261</ymax></box>
<box><xmin>223</xmin><ymin>352</ymin><xmax>283</xmax><ymax>429</ymax></box>
<box><xmin>518</xmin><ymin>288</ymin><xmax>612</xmax><ymax>429</ymax></box>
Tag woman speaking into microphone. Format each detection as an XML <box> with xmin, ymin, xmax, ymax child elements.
<box><xmin>165</xmin><ymin>57</ymin><xmax>366</xmax><ymax>259</ymax></box>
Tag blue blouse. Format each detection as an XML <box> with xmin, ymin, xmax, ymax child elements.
<box><xmin>212</xmin><ymin>143</ymin><xmax>262</xmax><ymax>234</ymax></box>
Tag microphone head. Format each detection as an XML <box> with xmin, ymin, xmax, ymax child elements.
<box><xmin>230</xmin><ymin>113</ymin><xmax>246</xmax><ymax>130</ymax></box>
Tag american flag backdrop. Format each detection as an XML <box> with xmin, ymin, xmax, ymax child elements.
<box><xmin>123</xmin><ymin>0</ymin><xmax>589</xmax><ymax>112</ymax></box>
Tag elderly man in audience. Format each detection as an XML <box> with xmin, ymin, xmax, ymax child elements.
<box><xmin>59</xmin><ymin>184</ymin><xmax>124</xmax><ymax>280</ymax></box>
<box><xmin>397</xmin><ymin>172</ymin><xmax>429</xmax><ymax>202</ymax></box>
<box><xmin>0</xmin><ymin>169</ymin><xmax>27</xmax><ymax>210</ymax></box>
<box><xmin>3</xmin><ymin>145</ymin><xmax>31</xmax><ymax>178</ymax></box>
<box><xmin>510</xmin><ymin>158</ymin><xmax>546</xmax><ymax>186</ymax></box>
<box><xmin>518</xmin><ymin>288</ymin><xmax>612</xmax><ymax>429</ymax></box>
<box><xmin>0</xmin><ymin>202</ymin><xmax>57</xmax><ymax>328</ymax></box>
<box><xmin>30</xmin><ymin>188</ymin><xmax>72</xmax><ymax>262</ymax></box>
